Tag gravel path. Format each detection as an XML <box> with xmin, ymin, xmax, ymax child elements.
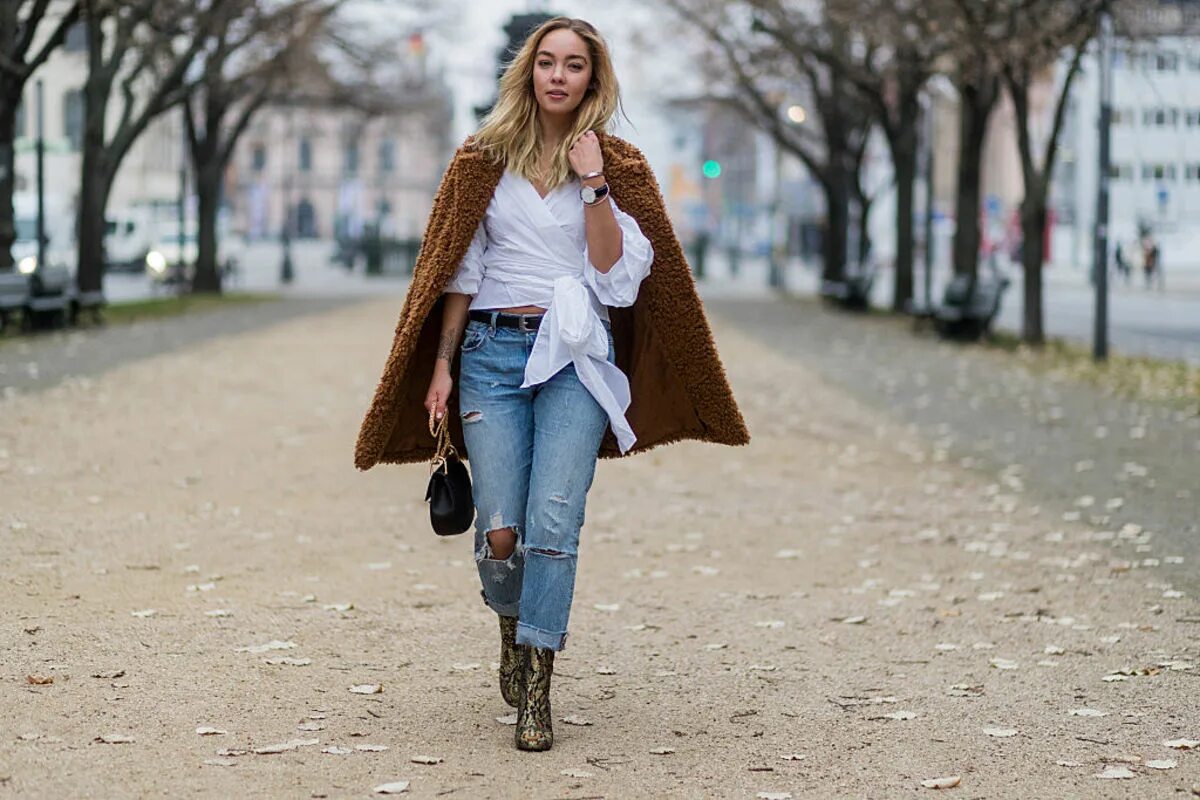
<box><xmin>2</xmin><ymin>296</ymin><xmax>1197</xmax><ymax>798</ymax></box>
<box><xmin>0</xmin><ymin>296</ymin><xmax>363</xmax><ymax>395</ymax></box>
<box><xmin>708</xmin><ymin>296</ymin><xmax>1200</xmax><ymax>596</ymax></box>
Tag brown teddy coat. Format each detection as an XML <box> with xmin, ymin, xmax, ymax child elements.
<box><xmin>354</xmin><ymin>132</ymin><xmax>750</xmax><ymax>470</ymax></box>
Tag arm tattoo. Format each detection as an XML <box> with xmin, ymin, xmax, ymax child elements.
<box><xmin>439</xmin><ymin>331</ymin><xmax>456</xmax><ymax>362</ymax></box>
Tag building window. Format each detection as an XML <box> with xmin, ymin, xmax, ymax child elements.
<box><xmin>1155</xmin><ymin>51</ymin><xmax>1179</xmax><ymax>71</ymax></box>
<box><xmin>298</xmin><ymin>137</ymin><xmax>312</xmax><ymax>172</ymax></box>
<box><xmin>343</xmin><ymin>138</ymin><xmax>359</xmax><ymax>175</ymax></box>
<box><xmin>379</xmin><ymin>138</ymin><xmax>396</xmax><ymax>173</ymax></box>
<box><xmin>62</xmin><ymin>88</ymin><xmax>84</xmax><ymax>151</ymax></box>
<box><xmin>1187</xmin><ymin>110</ymin><xmax>1200</xmax><ymax>128</ymax></box>
<box><xmin>1108</xmin><ymin>163</ymin><xmax>1133</xmax><ymax>180</ymax></box>
<box><xmin>1186</xmin><ymin>164</ymin><xmax>1200</xmax><ymax>182</ymax></box>
<box><xmin>1112</xmin><ymin>107</ymin><xmax>1133</xmax><ymax>126</ymax></box>
<box><xmin>1142</xmin><ymin>163</ymin><xmax>1177</xmax><ymax>182</ymax></box>
<box><xmin>64</xmin><ymin>21</ymin><xmax>87</xmax><ymax>52</ymax></box>
<box><xmin>1142</xmin><ymin>107</ymin><xmax>1179</xmax><ymax>128</ymax></box>
<box><xmin>251</xmin><ymin>144</ymin><xmax>266</xmax><ymax>172</ymax></box>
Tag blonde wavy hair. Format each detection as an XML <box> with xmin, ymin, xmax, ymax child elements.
<box><xmin>473</xmin><ymin>17</ymin><xmax>623</xmax><ymax>190</ymax></box>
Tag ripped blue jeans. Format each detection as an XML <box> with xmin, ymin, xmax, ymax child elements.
<box><xmin>457</xmin><ymin>311</ymin><xmax>615</xmax><ymax>651</ymax></box>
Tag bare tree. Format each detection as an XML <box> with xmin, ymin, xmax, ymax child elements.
<box><xmin>0</xmin><ymin>0</ymin><xmax>82</xmax><ymax>269</ymax></box>
<box><xmin>989</xmin><ymin>0</ymin><xmax>1106</xmax><ymax>344</ymax></box>
<box><xmin>77</xmin><ymin>0</ymin><xmax>212</xmax><ymax>295</ymax></box>
<box><xmin>665</xmin><ymin>0</ymin><xmax>875</xmax><ymax>284</ymax></box>
<box><xmin>756</xmin><ymin>0</ymin><xmax>952</xmax><ymax>310</ymax></box>
<box><xmin>182</xmin><ymin>0</ymin><xmax>338</xmax><ymax>293</ymax></box>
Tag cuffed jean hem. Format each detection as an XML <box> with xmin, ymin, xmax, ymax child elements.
<box><xmin>479</xmin><ymin>589</ymin><xmax>521</xmax><ymax>619</ymax></box>
<box><xmin>515</xmin><ymin>621</ymin><xmax>568</xmax><ymax>651</ymax></box>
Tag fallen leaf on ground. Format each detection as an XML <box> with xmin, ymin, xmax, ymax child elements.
<box><xmin>195</xmin><ymin>727</ymin><xmax>227</xmax><ymax>736</ymax></box>
<box><xmin>322</xmin><ymin>746</ymin><xmax>352</xmax><ymax>755</ymax></box>
<box><xmin>649</xmin><ymin>747</ymin><xmax>675</xmax><ymax>755</ymax></box>
<box><xmin>1094</xmin><ymin>766</ymin><xmax>1135</xmax><ymax>780</ymax></box>
<box><xmin>1164</xmin><ymin>739</ymin><xmax>1200</xmax><ymax>750</ymax></box>
<box><xmin>561</xmin><ymin>768</ymin><xmax>593</xmax><ymax>778</ymax></box>
<box><xmin>350</xmin><ymin>684</ymin><xmax>383</xmax><ymax>694</ymax></box>
<box><xmin>409</xmin><ymin>754</ymin><xmax>440</xmax><ymax>763</ymax></box>
<box><xmin>561</xmin><ymin>715</ymin><xmax>593</xmax><ymax>726</ymax></box>
<box><xmin>983</xmin><ymin>728</ymin><xmax>1018</xmax><ymax>737</ymax></box>
<box><xmin>253</xmin><ymin>738</ymin><xmax>319</xmax><ymax>754</ymax></box>
<box><xmin>372</xmin><ymin>781</ymin><xmax>409</xmax><ymax>794</ymax></box>
<box><xmin>235</xmin><ymin>640</ymin><xmax>296</xmax><ymax>654</ymax></box>
<box><xmin>1144</xmin><ymin>759</ymin><xmax>1177</xmax><ymax>770</ymax></box>
<box><xmin>26</xmin><ymin>675</ymin><xmax>53</xmax><ymax>685</ymax></box>
<box><xmin>920</xmin><ymin>775</ymin><xmax>961</xmax><ymax>789</ymax></box>
<box><xmin>95</xmin><ymin>734</ymin><xmax>135</xmax><ymax>744</ymax></box>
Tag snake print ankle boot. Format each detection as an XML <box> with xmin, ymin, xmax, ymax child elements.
<box><xmin>498</xmin><ymin>615</ymin><xmax>523</xmax><ymax>708</ymax></box>
<box><xmin>515</xmin><ymin>646</ymin><xmax>555</xmax><ymax>751</ymax></box>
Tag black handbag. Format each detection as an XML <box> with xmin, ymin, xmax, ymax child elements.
<box><xmin>424</xmin><ymin>408</ymin><xmax>474</xmax><ymax>535</ymax></box>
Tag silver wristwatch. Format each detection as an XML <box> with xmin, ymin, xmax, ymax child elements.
<box><xmin>580</xmin><ymin>182</ymin><xmax>610</xmax><ymax>205</ymax></box>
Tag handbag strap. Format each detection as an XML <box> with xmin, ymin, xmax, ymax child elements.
<box><xmin>428</xmin><ymin>408</ymin><xmax>458</xmax><ymax>474</ymax></box>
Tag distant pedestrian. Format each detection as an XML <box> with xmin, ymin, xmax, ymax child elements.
<box><xmin>1114</xmin><ymin>241</ymin><xmax>1130</xmax><ymax>284</ymax></box>
<box><xmin>353</xmin><ymin>17</ymin><xmax>750</xmax><ymax>753</ymax></box>
<box><xmin>1143</xmin><ymin>237</ymin><xmax>1163</xmax><ymax>290</ymax></box>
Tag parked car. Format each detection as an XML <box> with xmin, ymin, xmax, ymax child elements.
<box><xmin>104</xmin><ymin>207</ymin><xmax>159</xmax><ymax>273</ymax></box>
<box><xmin>144</xmin><ymin>225</ymin><xmax>243</xmax><ymax>289</ymax></box>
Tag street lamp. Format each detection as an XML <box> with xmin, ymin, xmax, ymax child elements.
<box><xmin>280</xmin><ymin>108</ymin><xmax>295</xmax><ymax>285</ymax></box>
<box><xmin>1092</xmin><ymin>5</ymin><xmax>1113</xmax><ymax>362</ymax></box>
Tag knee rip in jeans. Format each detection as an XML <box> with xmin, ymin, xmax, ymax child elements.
<box><xmin>462</xmin><ymin>410</ymin><xmax>482</xmax><ymax>424</ymax></box>
<box><xmin>477</xmin><ymin>520</ymin><xmax>521</xmax><ymax>567</ymax></box>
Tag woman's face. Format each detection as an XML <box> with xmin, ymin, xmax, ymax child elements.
<box><xmin>531</xmin><ymin>28</ymin><xmax>593</xmax><ymax>117</ymax></box>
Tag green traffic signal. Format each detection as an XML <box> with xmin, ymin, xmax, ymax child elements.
<box><xmin>702</xmin><ymin>160</ymin><xmax>722</xmax><ymax>179</ymax></box>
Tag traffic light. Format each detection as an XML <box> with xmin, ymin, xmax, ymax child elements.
<box><xmin>702</xmin><ymin>160</ymin><xmax>722</xmax><ymax>179</ymax></box>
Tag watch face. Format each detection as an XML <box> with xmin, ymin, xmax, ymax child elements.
<box><xmin>582</xmin><ymin>186</ymin><xmax>596</xmax><ymax>203</ymax></box>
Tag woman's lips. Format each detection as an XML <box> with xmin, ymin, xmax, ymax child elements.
<box><xmin>547</xmin><ymin>91</ymin><xmax>568</xmax><ymax>100</ymax></box>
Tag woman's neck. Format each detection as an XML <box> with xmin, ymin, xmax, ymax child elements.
<box><xmin>538</xmin><ymin>111</ymin><xmax>572</xmax><ymax>154</ymax></box>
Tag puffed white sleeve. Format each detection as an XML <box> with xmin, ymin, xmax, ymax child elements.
<box><xmin>442</xmin><ymin>219</ymin><xmax>487</xmax><ymax>295</ymax></box>
<box><xmin>582</xmin><ymin>198</ymin><xmax>654</xmax><ymax>308</ymax></box>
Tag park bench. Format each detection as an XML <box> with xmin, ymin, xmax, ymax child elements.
<box><xmin>820</xmin><ymin>261</ymin><xmax>876</xmax><ymax>311</ymax></box>
<box><xmin>933</xmin><ymin>272</ymin><xmax>1011</xmax><ymax>340</ymax></box>
<box><xmin>26</xmin><ymin>264</ymin><xmax>71</xmax><ymax>329</ymax></box>
<box><xmin>68</xmin><ymin>285</ymin><xmax>107</xmax><ymax>326</ymax></box>
<box><xmin>0</xmin><ymin>271</ymin><xmax>30</xmax><ymax>333</ymax></box>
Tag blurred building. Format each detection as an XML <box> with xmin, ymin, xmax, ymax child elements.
<box><xmin>230</xmin><ymin>93</ymin><xmax>453</xmax><ymax>243</ymax></box>
<box><xmin>1053</xmin><ymin>4</ymin><xmax>1200</xmax><ymax>268</ymax></box>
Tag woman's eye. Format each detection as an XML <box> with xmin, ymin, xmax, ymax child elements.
<box><xmin>570</xmin><ymin>64</ymin><xmax>583</xmax><ymax>71</ymax></box>
<box><xmin>538</xmin><ymin>60</ymin><xmax>551</xmax><ymax>67</ymax></box>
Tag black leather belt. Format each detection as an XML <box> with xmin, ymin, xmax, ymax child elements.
<box><xmin>469</xmin><ymin>309</ymin><xmax>544</xmax><ymax>332</ymax></box>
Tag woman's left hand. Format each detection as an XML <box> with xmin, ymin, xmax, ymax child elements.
<box><xmin>568</xmin><ymin>131</ymin><xmax>604</xmax><ymax>178</ymax></box>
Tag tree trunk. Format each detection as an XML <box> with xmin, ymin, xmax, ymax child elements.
<box><xmin>0</xmin><ymin>105</ymin><xmax>15</xmax><ymax>270</ymax></box>
<box><xmin>77</xmin><ymin>63</ymin><xmax>113</xmax><ymax>295</ymax></box>
<box><xmin>857</xmin><ymin>197</ymin><xmax>873</xmax><ymax>266</ymax></box>
<box><xmin>1020</xmin><ymin>197</ymin><xmax>1047</xmax><ymax>345</ymax></box>
<box><xmin>952</xmin><ymin>77</ymin><xmax>998</xmax><ymax>280</ymax></box>
<box><xmin>891</xmin><ymin>129</ymin><xmax>917</xmax><ymax>311</ymax></box>
<box><xmin>822</xmin><ymin>174</ymin><xmax>849</xmax><ymax>283</ymax></box>
<box><xmin>192</xmin><ymin>162</ymin><xmax>223</xmax><ymax>294</ymax></box>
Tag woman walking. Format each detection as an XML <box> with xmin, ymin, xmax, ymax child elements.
<box><xmin>354</xmin><ymin>17</ymin><xmax>749</xmax><ymax>751</ymax></box>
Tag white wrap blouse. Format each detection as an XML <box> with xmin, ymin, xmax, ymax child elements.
<box><xmin>442</xmin><ymin>170</ymin><xmax>654</xmax><ymax>454</ymax></box>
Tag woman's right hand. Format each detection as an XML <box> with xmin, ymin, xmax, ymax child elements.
<box><xmin>425</xmin><ymin>367</ymin><xmax>453</xmax><ymax>421</ymax></box>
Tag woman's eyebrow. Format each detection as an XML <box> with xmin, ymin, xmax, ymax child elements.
<box><xmin>536</xmin><ymin>50</ymin><xmax>588</xmax><ymax>62</ymax></box>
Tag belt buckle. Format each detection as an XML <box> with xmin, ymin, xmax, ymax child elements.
<box><xmin>518</xmin><ymin>315</ymin><xmax>536</xmax><ymax>333</ymax></box>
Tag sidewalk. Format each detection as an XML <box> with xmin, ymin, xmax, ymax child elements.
<box><xmin>1</xmin><ymin>296</ymin><xmax>1196</xmax><ymax>798</ymax></box>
